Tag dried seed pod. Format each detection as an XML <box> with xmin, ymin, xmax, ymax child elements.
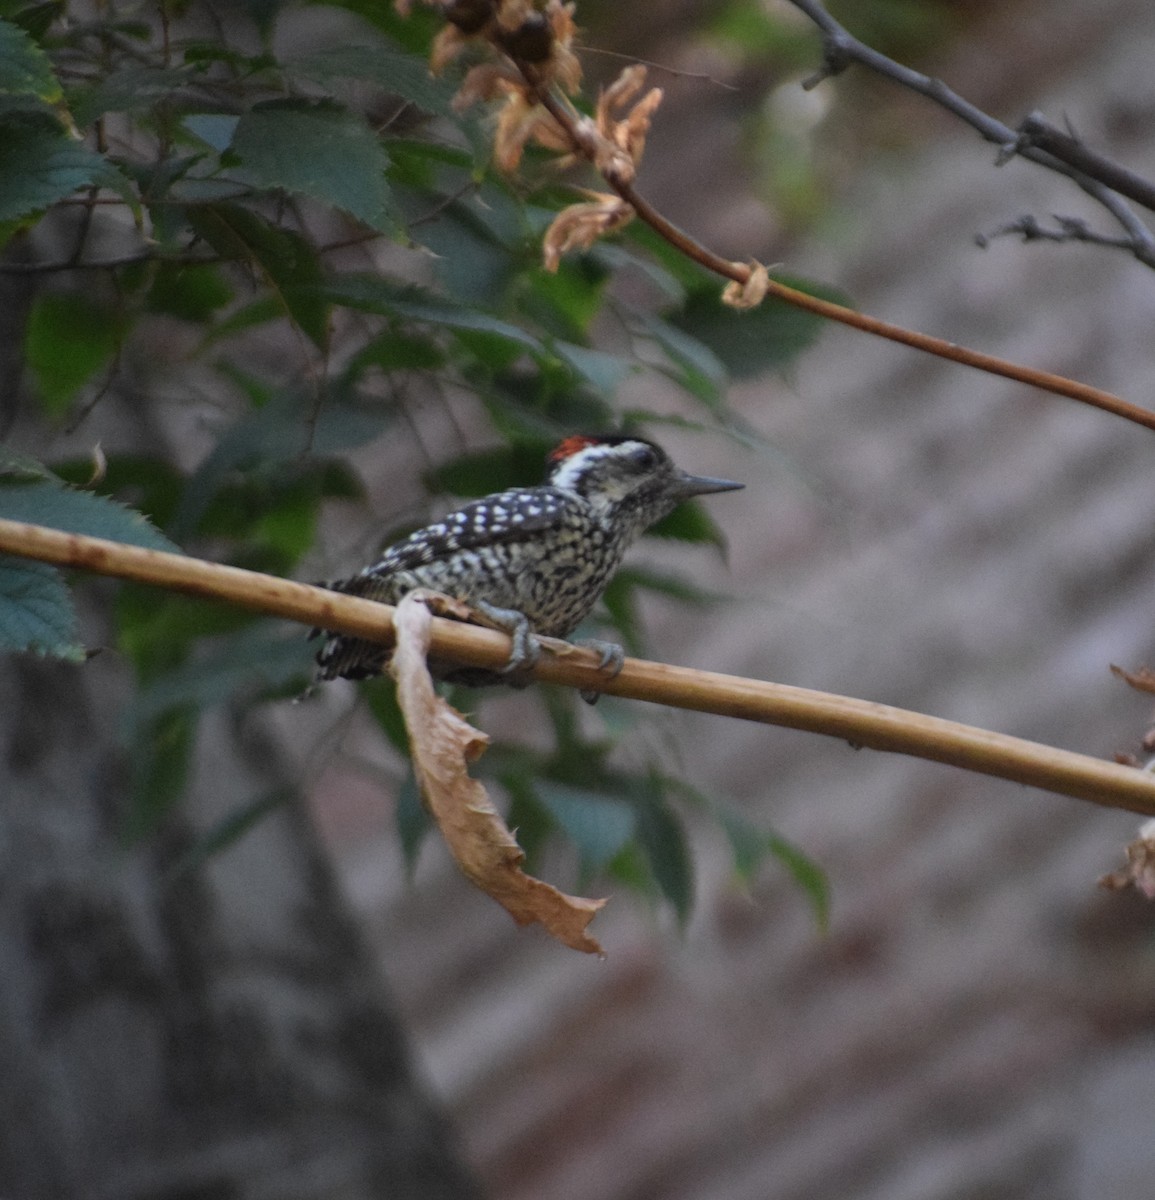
<box><xmin>499</xmin><ymin>11</ymin><xmax>553</xmax><ymax>63</ymax></box>
<box><xmin>442</xmin><ymin>0</ymin><xmax>494</xmax><ymax>35</ymax></box>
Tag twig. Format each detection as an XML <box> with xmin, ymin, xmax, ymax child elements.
<box><xmin>2</xmin><ymin>516</ymin><xmax>1154</xmax><ymax>816</ymax></box>
<box><xmin>783</xmin><ymin>0</ymin><xmax>1155</xmax><ymax>268</ymax></box>
<box><xmin>976</xmin><ymin>213</ymin><xmax>1138</xmax><ymax>255</ymax></box>
<box><xmin>525</xmin><ymin>82</ymin><xmax>1155</xmax><ymax>433</ymax></box>
<box><xmin>1017</xmin><ymin>112</ymin><xmax>1155</xmax><ymax>215</ymax></box>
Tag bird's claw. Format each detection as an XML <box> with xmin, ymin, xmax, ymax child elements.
<box><xmin>573</xmin><ymin>637</ymin><xmax>624</xmax><ymax>705</ymax></box>
<box><xmin>474</xmin><ymin>600</ymin><xmax>542</xmax><ymax>676</ymax></box>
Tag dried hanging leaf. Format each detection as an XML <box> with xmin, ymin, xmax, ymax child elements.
<box><xmin>1099</xmin><ymin>816</ymin><xmax>1155</xmax><ymax>898</ymax></box>
<box><xmin>542</xmin><ymin>192</ymin><xmax>633</xmax><ymax>271</ymax></box>
<box><xmin>391</xmin><ymin>592</ymin><xmax>607</xmax><ymax>954</ymax></box>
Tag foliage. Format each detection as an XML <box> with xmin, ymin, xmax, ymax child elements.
<box><xmin>0</xmin><ymin>0</ymin><xmax>829</xmax><ymax>926</ymax></box>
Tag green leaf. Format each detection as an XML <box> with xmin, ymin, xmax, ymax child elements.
<box><xmin>124</xmin><ymin>707</ymin><xmax>196</xmax><ymax>841</ymax></box>
<box><xmin>0</xmin><ymin>479</ymin><xmax>179</xmax><ymax>551</ymax></box>
<box><xmin>345</xmin><ymin>329</ymin><xmax>444</xmax><ymax>378</ymax></box>
<box><xmin>147</xmin><ymin>261</ymin><xmax>234</xmax><ymax>321</ymax></box>
<box><xmin>172</xmin><ymin>389</ymin><xmax>390</xmax><ymax>537</ymax></box>
<box><xmin>648</xmin><ymin>498</ymin><xmax>728</xmax><ymax>548</ymax></box>
<box><xmin>552</xmin><ymin>341</ymin><xmax>631</xmax><ymax>398</ymax></box>
<box><xmin>49</xmin><ymin>453</ymin><xmax>185</xmax><ymax>530</ymax></box>
<box><xmin>181</xmin><ymin>112</ymin><xmax>239</xmax><ymax>153</ymax></box>
<box><xmin>721</xmin><ymin>812</ymin><xmax>829</xmax><ymax>931</ymax></box>
<box><xmin>423</xmin><ymin>441</ymin><xmax>549</xmax><ymax>497</ymax></box>
<box><xmin>127</xmin><ymin>630</ymin><xmax>315</xmax><ymax>731</ymax></box>
<box><xmin>0</xmin><ymin>554</ymin><xmax>84</xmax><ymax>661</ymax></box>
<box><xmin>613</xmin><ymin>564</ymin><xmax>728</xmax><ymax>607</ymax></box>
<box><xmin>163</xmin><ymin>788</ymin><xmax>292</xmax><ymax>879</ymax></box>
<box><xmin>230</xmin><ymin>99</ymin><xmax>392</xmax><ymax>230</ymax></box>
<box><xmin>536</xmin><ymin>781</ymin><xmax>636</xmax><ymax>874</ymax></box>
<box><xmin>361</xmin><ymin>675</ymin><xmax>411</xmax><ymax>754</ymax></box>
<box><xmin>67</xmin><ymin>63</ymin><xmax>198</xmax><ymax>127</ymax></box>
<box><xmin>636</xmin><ymin>788</ymin><xmax>694</xmax><ymax>923</ymax></box>
<box><xmin>0</xmin><ymin>446</ymin><xmax>57</xmax><ymax>482</ymax></box>
<box><xmin>3</xmin><ymin>4</ymin><xmax>63</xmax><ymax>43</ymax></box>
<box><xmin>319</xmin><ymin>274</ymin><xmax>543</xmax><ymax>352</ymax></box>
<box><xmin>639</xmin><ymin>311</ymin><xmax>728</xmax><ymax>409</ymax></box>
<box><xmin>395</xmin><ymin>769</ymin><xmax>431</xmax><ymax>873</ymax></box>
<box><xmin>0</xmin><ymin>16</ymin><xmax>61</xmax><ymax>102</ymax></box>
<box><xmin>24</xmin><ymin>291</ymin><xmax>122</xmax><ymax>417</ymax></box>
<box><xmin>186</xmin><ymin>203</ymin><xmax>329</xmax><ymax>346</ymax></box>
<box><xmin>0</xmin><ymin>113</ymin><xmax>128</xmax><ymax>222</ymax></box>
<box><xmin>666</xmin><ymin>274</ymin><xmax>843</xmax><ymax>379</ymax></box>
<box><xmin>288</xmin><ymin>44</ymin><xmax>456</xmax><ymax>115</ymax></box>
<box><xmin>115</xmin><ymin>588</ymin><xmax>253</xmax><ymax>681</ymax></box>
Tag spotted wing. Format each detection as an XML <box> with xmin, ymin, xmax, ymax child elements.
<box><xmin>352</xmin><ymin>487</ymin><xmax>574</xmax><ymax>583</ymax></box>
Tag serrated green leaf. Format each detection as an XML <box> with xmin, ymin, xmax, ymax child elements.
<box><xmin>0</xmin><ymin>447</ymin><xmax>57</xmax><ymax>481</ymax></box>
<box><xmin>50</xmin><ymin>453</ymin><xmax>185</xmax><ymax>530</ymax></box>
<box><xmin>0</xmin><ymin>553</ymin><xmax>84</xmax><ymax>660</ymax></box>
<box><xmin>230</xmin><ymin>99</ymin><xmax>392</xmax><ymax>230</ymax></box>
<box><xmin>0</xmin><ymin>16</ymin><xmax>61</xmax><ymax>102</ymax></box>
<box><xmin>0</xmin><ymin>479</ymin><xmax>179</xmax><ymax>551</ymax></box>
<box><xmin>25</xmin><ymin>290</ymin><xmax>122</xmax><ymax>417</ymax></box>
<box><xmin>0</xmin><ymin>114</ymin><xmax>129</xmax><ymax>222</ymax></box>
<box><xmin>536</xmin><ymin>781</ymin><xmax>636</xmax><ymax>874</ymax></box>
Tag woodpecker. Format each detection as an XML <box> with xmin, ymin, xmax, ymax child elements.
<box><xmin>313</xmin><ymin>434</ymin><xmax>743</xmax><ymax>690</ymax></box>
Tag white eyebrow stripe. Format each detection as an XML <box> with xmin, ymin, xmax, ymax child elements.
<box><xmin>549</xmin><ymin>441</ymin><xmax>648</xmax><ymax>490</ymax></box>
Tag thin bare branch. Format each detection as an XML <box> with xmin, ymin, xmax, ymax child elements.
<box><xmin>976</xmin><ymin>213</ymin><xmax>1139</xmax><ymax>255</ymax></box>
<box><xmin>1017</xmin><ymin>111</ymin><xmax>1155</xmax><ymax>214</ymax></box>
<box><xmin>525</xmin><ymin>82</ymin><xmax>1155</xmax><ymax>433</ymax></box>
<box><xmin>783</xmin><ymin>0</ymin><xmax>1155</xmax><ymax>268</ymax></box>
<box><xmin>2</xmin><ymin>516</ymin><xmax>1153</xmax><ymax>817</ymax></box>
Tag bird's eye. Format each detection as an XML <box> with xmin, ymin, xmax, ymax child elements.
<box><xmin>631</xmin><ymin>445</ymin><xmax>658</xmax><ymax>470</ymax></box>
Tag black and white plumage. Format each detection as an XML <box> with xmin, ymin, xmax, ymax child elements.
<box><xmin>313</xmin><ymin>434</ymin><xmax>743</xmax><ymax>687</ymax></box>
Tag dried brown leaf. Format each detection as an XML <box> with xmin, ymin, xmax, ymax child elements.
<box><xmin>722</xmin><ymin>260</ymin><xmax>770</xmax><ymax>310</ymax></box>
<box><xmin>492</xmin><ymin>91</ymin><xmax>569</xmax><ymax>172</ymax></box>
<box><xmin>391</xmin><ymin>592</ymin><xmax>607</xmax><ymax>954</ymax></box>
<box><xmin>1099</xmin><ymin>817</ymin><xmax>1155</xmax><ymax>898</ymax></box>
<box><xmin>542</xmin><ymin>193</ymin><xmax>633</xmax><ymax>271</ymax></box>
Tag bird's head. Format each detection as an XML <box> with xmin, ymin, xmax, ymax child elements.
<box><xmin>545</xmin><ymin>434</ymin><xmax>743</xmax><ymax>534</ymax></box>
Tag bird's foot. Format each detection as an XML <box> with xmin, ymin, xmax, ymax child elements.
<box><xmin>573</xmin><ymin>637</ymin><xmax>625</xmax><ymax>705</ymax></box>
<box><xmin>473</xmin><ymin>600</ymin><xmax>542</xmax><ymax>678</ymax></box>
